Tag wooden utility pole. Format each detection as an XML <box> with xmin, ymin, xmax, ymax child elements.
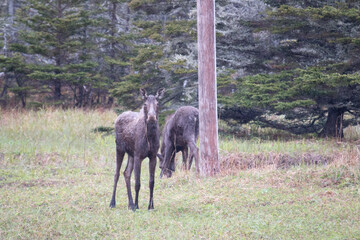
<box><xmin>197</xmin><ymin>0</ymin><xmax>219</xmax><ymax>176</ymax></box>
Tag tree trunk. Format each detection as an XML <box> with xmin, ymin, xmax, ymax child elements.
<box><xmin>54</xmin><ymin>0</ymin><xmax>64</xmax><ymax>101</ymax></box>
<box><xmin>20</xmin><ymin>93</ymin><xmax>26</xmax><ymax>108</ymax></box>
<box><xmin>0</xmin><ymin>76</ymin><xmax>10</xmax><ymax>98</ymax></box>
<box><xmin>109</xmin><ymin>1</ymin><xmax>117</xmax><ymax>79</ymax></box>
<box><xmin>321</xmin><ymin>107</ymin><xmax>345</xmax><ymax>138</ymax></box>
<box><xmin>15</xmin><ymin>77</ymin><xmax>26</xmax><ymax>108</ymax></box>
<box><xmin>78</xmin><ymin>85</ymin><xmax>84</xmax><ymax>107</ymax></box>
<box><xmin>54</xmin><ymin>80</ymin><xmax>62</xmax><ymax>100</ymax></box>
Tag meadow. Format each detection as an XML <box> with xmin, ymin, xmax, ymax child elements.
<box><xmin>0</xmin><ymin>109</ymin><xmax>359</xmax><ymax>239</ymax></box>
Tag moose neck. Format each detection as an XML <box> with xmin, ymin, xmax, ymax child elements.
<box><xmin>144</xmin><ymin>120</ymin><xmax>158</xmax><ymax>157</ymax></box>
<box><xmin>146</xmin><ymin>120</ymin><xmax>158</xmax><ymax>141</ymax></box>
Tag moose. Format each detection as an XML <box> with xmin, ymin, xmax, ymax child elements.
<box><xmin>110</xmin><ymin>88</ymin><xmax>165</xmax><ymax>210</ymax></box>
<box><xmin>158</xmin><ymin>106</ymin><xmax>199</xmax><ymax>178</ymax></box>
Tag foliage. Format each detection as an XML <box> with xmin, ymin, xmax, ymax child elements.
<box><xmin>111</xmin><ymin>9</ymin><xmax>198</xmax><ymax>109</ymax></box>
<box><xmin>240</xmin><ymin>68</ymin><xmax>360</xmax><ymax>111</ymax></box>
<box><xmin>9</xmin><ymin>0</ymin><xmax>100</xmax><ymax>103</ymax></box>
<box><xmin>0</xmin><ymin>53</ymin><xmax>34</xmax><ymax>107</ymax></box>
<box><xmin>2</xmin><ymin>0</ymin><xmax>360</xmax><ymax>141</ymax></box>
<box><xmin>2</xmin><ymin>0</ymin><xmax>195</xmax><ymax>110</ymax></box>
<box><xmin>220</xmin><ymin>1</ymin><xmax>360</xmax><ymax>137</ymax></box>
<box><xmin>0</xmin><ymin>0</ymin><xmax>110</xmax><ymax>107</ymax></box>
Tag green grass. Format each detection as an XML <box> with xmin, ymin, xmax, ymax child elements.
<box><xmin>1</xmin><ymin>109</ymin><xmax>360</xmax><ymax>239</ymax></box>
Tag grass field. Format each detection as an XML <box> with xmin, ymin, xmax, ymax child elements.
<box><xmin>1</xmin><ymin>109</ymin><xmax>360</xmax><ymax>239</ymax></box>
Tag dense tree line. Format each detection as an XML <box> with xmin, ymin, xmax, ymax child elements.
<box><xmin>1</xmin><ymin>0</ymin><xmax>360</xmax><ymax>137</ymax></box>
<box><xmin>0</xmin><ymin>0</ymin><xmax>197</xmax><ymax>108</ymax></box>
<box><xmin>219</xmin><ymin>0</ymin><xmax>360</xmax><ymax>138</ymax></box>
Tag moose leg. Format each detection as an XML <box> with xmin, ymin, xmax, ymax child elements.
<box><xmin>148</xmin><ymin>156</ymin><xmax>156</xmax><ymax>210</ymax></box>
<box><xmin>161</xmin><ymin>144</ymin><xmax>174</xmax><ymax>178</ymax></box>
<box><xmin>124</xmin><ymin>155</ymin><xmax>135</xmax><ymax>210</ymax></box>
<box><xmin>134</xmin><ymin>157</ymin><xmax>142</xmax><ymax>210</ymax></box>
<box><xmin>182</xmin><ymin>147</ymin><xmax>188</xmax><ymax>170</ymax></box>
<box><xmin>188</xmin><ymin>152</ymin><xmax>194</xmax><ymax>171</ymax></box>
<box><xmin>189</xmin><ymin>141</ymin><xmax>199</xmax><ymax>173</ymax></box>
<box><xmin>170</xmin><ymin>153</ymin><xmax>176</xmax><ymax>172</ymax></box>
<box><xmin>110</xmin><ymin>148</ymin><xmax>125</xmax><ymax>208</ymax></box>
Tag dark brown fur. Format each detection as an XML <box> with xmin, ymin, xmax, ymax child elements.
<box><xmin>110</xmin><ymin>88</ymin><xmax>165</xmax><ymax>210</ymax></box>
<box><xmin>158</xmin><ymin>106</ymin><xmax>199</xmax><ymax>178</ymax></box>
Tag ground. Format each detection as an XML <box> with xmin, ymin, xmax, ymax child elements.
<box><xmin>0</xmin><ymin>109</ymin><xmax>359</xmax><ymax>239</ymax></box>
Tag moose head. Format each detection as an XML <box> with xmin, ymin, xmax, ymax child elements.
<box><xmin>140</xmin><ymin>88</ymin><xmax>165</xmax><ymax>123</ymax></box>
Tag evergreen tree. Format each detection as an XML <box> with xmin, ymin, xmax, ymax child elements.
<box><xmin>0</xmin><ymin>0</ymin><xmax>32</xmax><ymax>107</ymax></box>
<box><xmin>110</xmin><ymin>0</ymin><xmax>197</xmax><ymax>109</ymax></box>
<box><xmin>68</xmin><ymin>1</ymin><xmax>105</xmax><ymax>107</ymax></box>
<box><xmin>94</xmin><ymin>0</ymin><xmax>133</xmax><ymax>107</ymax></box>
<box><xmin>0</xmin><ymin>53</ymin><xmax>33</xmax><ymax>107</ymax></box>
<box><xmin>221</xmin><ymin>1</ymin><xmax>360</xmax><ymax>138</ymax></box>
<box><xmin>14</xmin><ymin>0</ymin><xmax>98</xmax><ymax>103</ymax></box>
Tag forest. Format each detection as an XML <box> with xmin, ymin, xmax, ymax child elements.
<box><xmin>1</xmin><ymin>0</ymin><xmax>360</xmax><ymax>138</ymax></box>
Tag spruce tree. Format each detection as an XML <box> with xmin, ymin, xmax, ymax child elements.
<box><xmin>0</xmin><ymin>0</ymin><xmax>33</xmax><ymax>107</ymax></box>
<box><xmin>110</xmin><ymin>0</ymin><xmax>197</xmax><ymax>109</ymax></box>
<box><xmin>221</xmin><ymin>1</ymin><xmax>360</xmax><ymax>138</ymax></box>
<box><xmin>14</xmin><ymin>0</ymin><xmax>97</xmax><ymax>103</ymax></box>
<box><xmin>94</xmin><ymin>0</ymin><xmax>133</xmax><ymax>107</ymax></box>
<box><xmin>0</xmin><ymin>53</ymin><xmax>33</xmax><ymax>107</ymax></box>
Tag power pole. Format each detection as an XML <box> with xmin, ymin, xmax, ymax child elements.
<box><xmin>197</xmin><ymin>0</ymin><xmax>219</xmax><ymax>176</ymax></box>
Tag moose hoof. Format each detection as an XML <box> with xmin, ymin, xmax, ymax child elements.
<box><xmin>109</xmin><ymin>201</ymin><xmax>116</xmax><ymax>208</ymax></box>
<box><xmin>148</xmin><ymin>200</ymin><xmax>154</xmax><ymax>210</ymax></box>
<box><xmin>128</xmin><ymin>204</ymin><xmax>136</xmax><ymax>211</ymax></box>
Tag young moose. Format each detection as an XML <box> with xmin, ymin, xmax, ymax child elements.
<box><xmin>158</xmin><ymin>106</ymin><xmax>199</xmax><ymax>178</ymax></box>
<box><xmin>110</xmin><ymin>88</ymin><xmax>165</xmax><ymax>210</ymax></box>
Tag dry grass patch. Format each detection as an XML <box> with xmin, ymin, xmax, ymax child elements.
<box><xmin>220</xmin><ymin>152</ymin><xmax>332</xmax><ymax>172</ymax></box>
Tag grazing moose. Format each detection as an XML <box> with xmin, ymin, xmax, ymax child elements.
<box><xmin>110</xmin><ymin>88</ymin><xmax>165</xmax><ymax>210</ymax></box>
<box><xmin>158</xmin><ymin>106</ymin><xmax>199</xmax><ymax>178</ymax></box>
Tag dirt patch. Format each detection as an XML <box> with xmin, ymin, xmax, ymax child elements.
<box><xmin>34</xmin><ymin>153</ymin><xmax>65</xmax><ymax>166</ymax></box>
<box><xmin>318</xmin><ymin>190</ymin><xmax>337</xmax><ymax>198</ymax></box>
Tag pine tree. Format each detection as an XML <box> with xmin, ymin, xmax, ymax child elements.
<box><xmin>67</xmin><ymin>1</ymin><xmax>104</xmax><ymax>107</ymax></box>
<box><xmin>94</xmin><ymin>0</ymin><xmax>133</xmax><ymax>107</ymax></box>
<box><xmin>221</xmin><ymin>1</ymin><xmax>360</xmax><ymax>138</ymax></box>
<box><xmin>14</xmin><ymin>0</ymin><xmax>98</xmax><ymax>103</ymax></box>
<box><xmin>110</xmin><ymin>0</ymin><xmax>197</xmax><ymax>109</ymax></box>
<box><xmin>0</xmin><ymin>0</ymin><xmax>33</xmax><ymax>107</ymax></box>
<box><xmin>1</xmin><ymin>52</ymin><xmax>35</xmax><ymax>107</ymax></box>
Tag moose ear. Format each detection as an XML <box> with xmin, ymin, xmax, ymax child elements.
<box><xmin>155</xmin><ymin>88</ymin><xmax>165</xmax><ymax>99</ymax></box>
<box><xmin>140</xmin><ymin>88</ymin><xmax>148</xmax><ymax>100</ymax></box>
